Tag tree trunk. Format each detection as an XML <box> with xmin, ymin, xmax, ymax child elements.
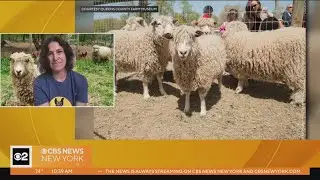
<box><xmin>32</xmin><ymin>37</ymin><xmax>41</xmax><ymax>51</ymax></box>
<box><xmin>291</xmin><ymin>0</ymin><xmax>305</xmax><ymax>27</ymax></box>
<box><xmin>275</xmin><ymin>0</ymin><xmax>280</xmax><ymax>9</ymax></box>
<box><xmin>139</xmin><ymin>0</ymin><xmax>149</xmax><ymax>22</ymax></box>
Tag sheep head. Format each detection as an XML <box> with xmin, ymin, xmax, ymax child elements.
<box><xmin>10</xmin><ymin>52</ymin><xmax>35</xmax><ymax>78</ymax></box>
<box><xmin>92</xmin><ymin>45</ymin><xmax>100</xmax><ymax>53</ymax></box>
<box><xmin>121</xmin><ymin>16</ymin><xmax>148</xmax><ymax>31</ymax></box>
<box><xmin>163</xmin><ymin>25</ymin><xmax>203</xmax><ymax>60</ymax></box>
<box><xmin>150</xmin><ymin>15</ymin><xmax>179</xmax><ymax>39</ymax></box>
<box><xmin>221</xmin><ymin>21</ymin><xmax>249</xmax><ymax>39</ymax></box>
<box><xmin>195</xmin><ymin>17</ymin><xmax>216</xmax><ymax>35</ymax></box>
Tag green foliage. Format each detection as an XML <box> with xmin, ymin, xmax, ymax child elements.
<box><xmin>1</xmin><ymin>58</ymin><xmax>12</xmax><ymax>106</ymax></box>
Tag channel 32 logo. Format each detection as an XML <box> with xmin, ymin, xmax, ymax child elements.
<box><xmin>10</xmin><ymin>146</ymin><xmax>32</xmax><ymax>168</ymax></box>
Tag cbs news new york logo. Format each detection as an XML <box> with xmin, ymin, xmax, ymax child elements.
<box><xmin>10</xmin><ymin>146</ymin><xmax>32</xmax><ymax>168</ymax></box>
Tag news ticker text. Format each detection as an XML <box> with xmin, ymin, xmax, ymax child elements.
<box><xmin>10</xmin><ymin>168</ymin><xmax>308</xmax><ymax>175</ymax></box>
<box><xmin>80</xmin><ymin>6</ymin><xmax>158</xmax><ymax>12</ymax></box>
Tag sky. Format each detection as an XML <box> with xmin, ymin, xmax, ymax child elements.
<box><xmin>93</xmin><ymin>0</ymin><xmax>293</xmax><ymax>20</ymax></box>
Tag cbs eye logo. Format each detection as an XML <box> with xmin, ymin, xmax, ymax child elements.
<box><xmin>10</xmin><ymin>146</ymin><xmax>32</xmax><ymax>168</ymax></box>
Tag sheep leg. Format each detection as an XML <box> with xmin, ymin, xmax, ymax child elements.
<box><xmin>198</xmin><ymin>89</ymin><xmax>208</xmax><ymax>117</ymax></box>
<box><xmin>142</xmin><ymin>79</ymin><xmax>150</xmax><ymax>99</ymax></box>
<box><xmin>235</xmin><ymin>77</ymin><xmax>249</xmax><ymax>94</ymax></box>
<box><xmin>290</xmin><ymin>89</ymin><xmax>305</xmax><ymax>106</ymax></box>
<box><xmin>156</xmin><ymin>72</ymin><xmax>167</xmax><ymax>96</ymax></box>
<box><xmin>217</xmin><ymin>74</ymin><xmax>223</xmax><ymax>89</ymax></box>
<box><xmin>184</xmin><ymin>91</ymin><xmax>191</xmax><ymax>113</ymax></box>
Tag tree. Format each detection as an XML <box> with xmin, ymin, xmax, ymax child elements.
<box><xmin>139</xmin><ymin>0</ymin><xmax>151</xmax><ymax>23</ymax></box>
<box><xmin>275</xmin><ymin>0</ymin><xmax>280</xmax><ymax>9</ymax></box>
<box><xmin>180</xmin><ymin>0</ymin><xmax>192</xmax><ymax>23</ymax></box>
<box><xmin>156</xmin><ymin>0</ymin><xmax>175</xmax><ymax>16</ymax></box>
<box><xmin>291</xmin><ymin>0</ymin><xmax>305</xmax><ymax>27</ymax></box>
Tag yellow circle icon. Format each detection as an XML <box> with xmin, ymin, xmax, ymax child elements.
<box><xmin>49</xmin><ymin>97</ymin><xmax>72</xmax><ymax>107</ymax></box>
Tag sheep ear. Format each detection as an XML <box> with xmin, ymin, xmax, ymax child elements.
<box><xmin>163</xmin><ymin>33</ymin><xmax>173</xmax><ymax>39</ymax></box>
<box><xmin>172</xmin><ymin>19</ymin><xmax>178</xmax><ymax>25</ymax></box>
<box><xmin>150</xmin><ymin>20</ymin><xmax>157</xmax><ymax>26</ymax></box>
<box><xmin>137</xmin><ymin>19</ymin><xmax>145</xmax><ymax>26</ymax></box>
<box><xmin>195</xmin><ymin>30</ymin><xmax>203</xmax><ymax>37</ymax></box>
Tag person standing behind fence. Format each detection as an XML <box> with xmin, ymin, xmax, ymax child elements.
<box><xmin>282</xmin><ymin>4</ymin><xmax>293</xmax><ymax>27</ymax></box>
<box><xmin>219</xmin><ymin>9</ymin><xmax>239</xmax><ymax>34</ymax></box>
<box><xmin>243</xmin><ymin>0</ymin><xmax>273</xmax><ymax>32</ymax></box>
<box><xmin>203</xmin><ymin>5</ymin><xmax>213</xmax><ymax>18</ymax></box>
<box><xmin>34</xmin><ymin>36</ymin><xmax>88</xmax><ymax>107</ymax></box>
<box><xmin>259</xmin><ymin>17</ymin><xmax>283</xmax><ymax>31</ymax></box>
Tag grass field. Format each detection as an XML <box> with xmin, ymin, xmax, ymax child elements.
<box><xmin>0</xmin><ymin>58</ymin><xmax>114</xmax><ymax>106</ymax></box>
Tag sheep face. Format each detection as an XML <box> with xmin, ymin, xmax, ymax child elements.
<box><xmin>150</xmin><ymin>16</ymin><xmax>178</xmax><ymax>39</ymax></box>
<box><xmin>163</xmin><ymin>25</ymin><xmax>203</xmax><ymax>60</ymax></box>
<box><xmin>196</xmin><ymin>18</ymin><xmax>216</xmax><ymax>35</ymax></box>
<box><xmin>122</xmin><ymin>17</ymin><xmax>147</xmax><ymax>31</ymax></box>
<box><xmin>92</xmin><ymin>45</ymin><xmax>100</xmax><ymax>53</ymax></box>
<box><xmin>10</xmin><ymin>52</ymin><xmax>35</xmax><ymax>78</ymax></box>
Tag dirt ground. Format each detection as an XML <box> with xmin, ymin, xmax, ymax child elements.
<box><xmin>93</xmin><ymin>70</ymin><xmax>306</xmax><ymax>140</ymax></box>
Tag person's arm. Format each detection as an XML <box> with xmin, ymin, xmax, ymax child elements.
<box><xmin>33</xmin><ymin>79</ymin><xmax>50</xmax><ymax>106</ymax></box>
<box><xmin>75</xmin><ymin>76</ymin><xmax>88</xmax><ymax>106</ymax></box>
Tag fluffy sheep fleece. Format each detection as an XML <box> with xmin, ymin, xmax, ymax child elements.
<box><xmin>163</xmin><ymin>25</ymin><xmax>227</xmax><ymax>116</ymax></box>
<box><xmin>114</xmin><ymin>15</ymin><xmax>178</xmax><ymax>99</ymax></box>
<box><xmin>222</xmin><ymin>21</ymin><xmax>306</xmax><ymax>105</ymax></box>
<box><xmin>10</xmin><ymin>52</ymin><xmax>39</xmax><ymax>106</ymax></box>
<box><xmin>92</xmin><ymin>45</ymin><xmax>113</xmax><ymax>63</ymax></box>
<box><xmin>121</xmin><ymin>16</ymin><xmax>148</xmax><ymax>31</ymax></box>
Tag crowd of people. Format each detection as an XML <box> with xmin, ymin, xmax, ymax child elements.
<box><xmin>201</xmin><ymin>0</ymin><xmax>306</xmax><ymax>33</ymax></box>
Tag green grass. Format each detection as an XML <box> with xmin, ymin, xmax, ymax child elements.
<box><xmin>0</xmin><ymin>58</ymin><xmax>114</xmax><ymax>106</ymax></box>
<box><xmin>75</xmin><ymin>59</ymin><xmax>114</xmax><ymax>106</ymax></box>
<box><xmin>0</xmin><ymin>58</ymin><xmax>13</xmax><ymax>106</ymax></box>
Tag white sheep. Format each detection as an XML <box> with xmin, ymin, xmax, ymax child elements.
<box><xmin>9</xmin><ymin>52</ymin><xmax>40</xmax><ymax>106</ymax></box>
<box><xmin>92</xmin><ymin>45</ymin><xmax>113</xmax><ymax>63</ymax></box>
<box><xmin>163</xmin><ymin>25</ymin><xmax>227</xmax><ymax>116</ymax></box>
<box><xmin>222</xmin><ymin>21</ymin><xmax>306</xmax><ymax>105</ymax></box>
<box><xmin>114</xmin><ymin>15</ymin><xmax>178</xmax><ymax>99</ymax></box>
<box><xmin>121</xmin><ymin>16</ymin><xmax>148</xmax><ymax>31</ymax></box>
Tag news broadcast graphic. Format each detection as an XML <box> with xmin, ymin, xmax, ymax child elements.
<box><xmin>1</xmin><ymin>33</ymin><xmax>115</xmax><ymax>107</ymax></box>
<box><xmin>10</xmin><ymin>146</ymin><xmax>32</xmax><ymax>168</ymax></box>
<box><xmin>8</xmin><ymin>145</ymin><xmax>313</xmax><ymax>175</ymax></box>
<box><xmin>10</xmin><ymin>146</ymin><xmax>91</xmax><ymax>174</ymax></box>
<box><xmin>0</xmin><ymin>0</ymin><xmax>318</xmax><ymax>177</ymax></box>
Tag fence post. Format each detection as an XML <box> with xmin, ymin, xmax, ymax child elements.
<box><xmin>291</xmin><ymin>0</ymin><xmax>305</xmax><ymax>27</ymax></box>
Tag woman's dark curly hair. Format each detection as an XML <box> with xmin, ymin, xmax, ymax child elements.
<box><xmin>245</xmin><ymin>0</ymin><xmax>262</xmax><ymax>19</ymax></box>
<box><xmin>39</xmin><ymin>36</ymin><xmax>74</xmax><ymax>73</ymax></box>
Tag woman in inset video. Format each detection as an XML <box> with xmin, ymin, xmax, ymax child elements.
<box><xmin>33</xmin><ymin>36</ymin><xmax>88</xmax><ymax>107</ymax></box>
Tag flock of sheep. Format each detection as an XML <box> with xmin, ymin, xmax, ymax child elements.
<box><xmin>110</xmin><ymin>15</ymin><xmax>306</xmax><ymax>117</ymax></box>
